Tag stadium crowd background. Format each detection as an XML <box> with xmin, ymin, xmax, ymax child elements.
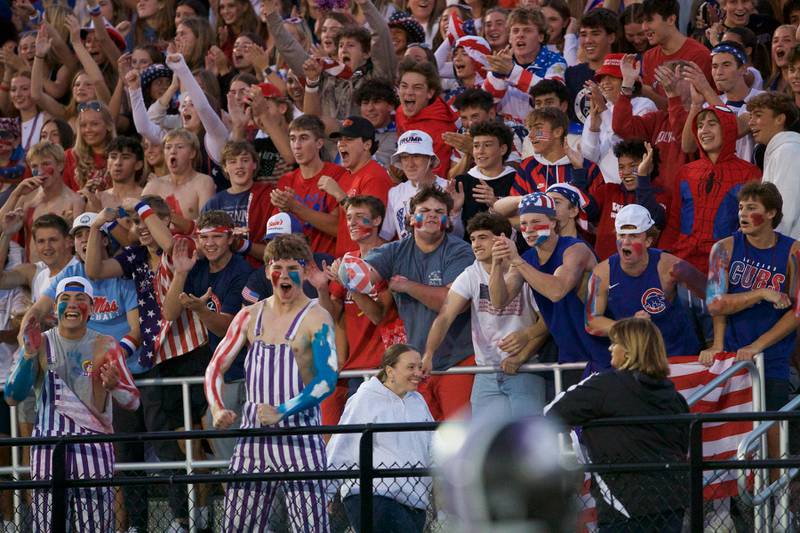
<box><xmin>0</xmin><ymin>0</ymin><xmax>800</xmax><ymax>529</ymax></box>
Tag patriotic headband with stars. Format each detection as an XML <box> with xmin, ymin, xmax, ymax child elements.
<box><xmin>711</xmin><ymin>44</ymin><xmax>747</xmax><ymax>66</ymax></box>
<box><xmin>546</xmin><ymin>183</ymin><xmax>589</xmax><ymax>210</ymax></box>
<box><xmin>519</xmin><ymin>192</ymin><xmax>556</xmax><ymax>217</ymax></box>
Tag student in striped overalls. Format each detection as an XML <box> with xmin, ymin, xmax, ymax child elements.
<box><xmin>4</xmin><ymin>276</ymin><xmax>139</xmax><ymax>532</ymax></box>
<box><xmin>205</xmin><ymin>234</ymin><xmax>338</xmax><ymax>533</ymax></box>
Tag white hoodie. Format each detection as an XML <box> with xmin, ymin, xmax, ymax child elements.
<box><xmin>763</xmin><ymin>131</ymin><xmax>800</xmax><ymax>240</ymax></box>
<box><xmin>326</xmin><ymin>377</ymin><xmax>434</xmax><ymax>510</ymax></box>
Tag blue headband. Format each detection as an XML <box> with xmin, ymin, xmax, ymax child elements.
<box><xmin>711</xmin><ymin>44</ymin><xmax>747</xmax><ymax>66</ymax></box>
<box><xmin>547</xmin><ymin>185</ymin><xmax>581</xmax><ymax>208</ymax></box>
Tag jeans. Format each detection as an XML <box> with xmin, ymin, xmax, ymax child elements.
<box><xmin>343</xmin><ymin>495</ymin><xmax>426</xmax><ymax>533</ymax></box>
<box><xmin>470</xmin><ymin>372</ymin><xmax>545</xmax><ymax>418</ymax></box>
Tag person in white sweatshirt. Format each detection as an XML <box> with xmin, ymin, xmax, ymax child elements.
<box><xmin>327</xmin><ymin>344</ymin><xmax>433</xmax><ymax>533</ymax></box>
<box><xmin>747</xmin><ymin>92</ymin><xmax>800</xmax><ymax>240</ymax></box>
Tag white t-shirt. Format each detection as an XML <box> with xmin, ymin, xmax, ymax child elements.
<box><xmin>720</xmin><ymin>87</ymin><xmax>762</xmax><ymax>164</ymax></box>
<box><xmin>31</xmin><ymin>256</ymin><xmax>80</xmax><ymax>301</ymax></box>
<box><xmin>450</xmin><ymin>260</ymin><xmax>539</xmax><ymax>366</ymax></box>
<box><xmin>21</xmin><ymin>112</ymin><xmax>46</xmax><ymax>152</ymax></box>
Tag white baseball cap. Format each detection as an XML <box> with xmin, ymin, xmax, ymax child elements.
<box><xmin>264</xmin><ymin>212</ymin><xmax>303</xmax><ymax>241</ymax></box>
<box><xmin>56</xmin><ymin>276</ymin><xmax>94</xmax><ymax>300</ymax></box>
<box><xmin>614</xmin><ymin>204</ymin><xmax>655</xmax><ymax>235</ymax></box>
<box><xmin>390</xmin><ymin>130</ymin><xmax>441</xmax><ymax>170</ymax></box>
<box><xmin>70</xmin><ymin>212</ymin><xmax>98</xmax><ymax>235</ymax></box>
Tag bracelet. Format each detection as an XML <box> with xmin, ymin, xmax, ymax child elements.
<box><xmin>103</xmin><ymin>220</ymin><xmax>118</xmax><ymax>234</ymax></box>
<box><xmin>236</xmin><ymin>239</ymin><xmax>252</xmax><ymax>254</ymax></box>
<box><xmin>305</xmin><ymin>85</ymin><xmax>319</xmax><ymax>93</ymax></box>
<box><xmin>135</xmin><ymin>201</ymin><xmax>155</xmax><ymax>221</ymax></box>
<box><xmin>306</xmin><ymin>77</ymin><xmax>320</xmax><ymax>87</ymax></box>
<box><xmin>88</xmin><ymin>4</ymin><xmax>102</xmax><ymax>16</ymax></box>
<box><xmin>120</xmin><ymin>335</ymin><xmax>139</xmax><ymax>358</ymax></box>
<box><xmin>34</xmin><ymin>54</ymin><xmax>47</xmax><ymax>59</ymax></box>
<box><xmin>620</xmin><ymin>86</ymin><xmax>634</xmax><ymax>95</ymax></box>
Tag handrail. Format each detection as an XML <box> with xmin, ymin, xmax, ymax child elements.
<box><xmin>737</xmin><ymin>393</ymin><xmax>800</xmax><ymax>507</ymax></box>
<box><xmin>685</xmin><ymin>355</ymin><xmax>763</xmax><ymax>409</ymax></box>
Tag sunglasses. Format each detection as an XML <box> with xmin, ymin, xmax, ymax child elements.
<box><xmin>77</xmin><ymin>101</ymin><xmax>104</xmax><ymax>113</ymax></box>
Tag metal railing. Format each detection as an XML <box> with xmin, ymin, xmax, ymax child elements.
<box><xmin>0</xmin><ymin>361</ymin><xmax>587</xmax><ymax>533</ymax></box>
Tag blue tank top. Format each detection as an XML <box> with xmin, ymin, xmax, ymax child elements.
<box><xmin>608</xmin><ymin>248</ymin><xmax>701</xmax><ymax>357</ymax></box>
<box><xmin>522</xmin><ymin>236</ymin><xmax>611</xmax><ymax>373</ymax></box>
<box><xmin>725</xmin><ymin>230</ymin><xmax>796</xmax><ymax>380</ymax></box>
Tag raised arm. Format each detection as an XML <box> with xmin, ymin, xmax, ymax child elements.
<box><xmin>359</xmin><ymin>0</ymin><xmax>396</xmax><ymax>82</ymax></box>
<box><xmin>86</xmin><ymin>209</ymin><xmax>126</xmax><ymax>279</ymax></box>
<box><xmin>584</xmin><ymin>262</ymin><xmax>615</xmax><ymax>336</ymax></box>
<box><xmin>126</xmin><ymin>72</ymin><xmax>166</xmax><ymax>145</ymax></box>
<box><xmin>30</xmin><ymin>30</ymin><xmax>67</xmax><ymax>119</ymax></box>
<box><xmin>205</xmin><ymin>306</ymin><xmax>252</xmax><ymax>427</ymax></box>
<box><xmin>263</xmin><ymin>0</ymin><xmax>309</xmax><ymax>76</ymax></box>
<box><xmin>166</xmin><ymin>52</ymin><xmax>229</xmax><ymax>163</ymax></box>
<box><xmin>65</xmin><ymin>16</ymin><xmax>111</xmax><ymax>102</ymax></box>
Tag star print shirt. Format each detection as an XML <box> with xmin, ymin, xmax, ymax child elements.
<box><xmin>115</xmin><ymin>245</ymin><xmax>162</xmax><ymax>373</ymax></box>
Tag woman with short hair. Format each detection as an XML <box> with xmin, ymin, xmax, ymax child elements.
<box><xmin>545</xmin><ymin>317</ymin><xmax>690</xmax><ymax>533</ymax></box>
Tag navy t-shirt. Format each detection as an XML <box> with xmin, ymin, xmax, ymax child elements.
<box><xmin>564</xmin><ymin>63</ymin><xmax>594</xmax><ymax>135</ymax></box>
<box><xmin>184</xmin><ymin>254</ymin><xmax>253</xmax><ymax>381</ymax></box>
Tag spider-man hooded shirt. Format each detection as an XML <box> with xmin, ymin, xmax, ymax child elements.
<box><xmin>671</xmin><ymin>105</ymin><xmax>761</xmax><ymax>273</ymax></box>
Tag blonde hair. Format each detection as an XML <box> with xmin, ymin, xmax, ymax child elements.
<box><xmin>27</xmin><ymin>142</ymin><xmax>66</xmax><ymax>166</ymax></box>
<box><xmin>608</xmin><ymin>318</ymin><xmax>670</xmax><ymax>379</ymax></box>
<box><xmin>73</xmin><ymin>101</ymin><xmax>115</xmax><ymax>188</ymax></box>
<box><xmin>163</xmin><ymin>128</ymin><xmax>201</xmax><ymax>168</ymax></box>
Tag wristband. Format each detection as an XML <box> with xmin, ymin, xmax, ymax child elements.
<box><xmin>88</xmin><ymin>4</ymin><xmax>102</xmax><ymax>16</ymax></box>
<box><xmin>120</xmin><ymin>335</ymin><xmax>140</xmax><ymax>358</ymax></box>
<box><xmin>135</xmin><ymin>201</ymin><xmax>155</xmax><ymax>221</ymax></box>
<box><xmin>620</xmin><ymin>86</ymin><xmax>634</xmax><ymax>95</ymax></box>
<box><xmin>236</xmin><ymin>239</ymin><xmax>252</xmax><ymax>254</ymax></box>
<box><xmin>305</xmin><ymin>85</ymin><xmax>319</xmax><ymax>93</ymax></box>
<box><xmin>103</xmin><ymin>220</ymin><xmax>118</xmax><ymax>234</ymax></box>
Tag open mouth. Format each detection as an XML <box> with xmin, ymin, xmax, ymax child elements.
<box><xmin>776</xmin><ymin>49</ymin><xmax>787</xmax><ymax>60</ymax></box>
<box><xmin>278</xmin><ymin>282</ymin><xmax>293</xmax><ymax>295</ymax></box>
<box><xmin>340</xmin><ymin>53</ymin><xmax>351</xmax><ymax>65</ymax></box>
<box><xmin>339</xmin><ymin>148</ymin><xmax>350</xmax><ymax>161</ymax></box>
<box><xmin>168</xmin><ymin>155</ymin><xmax>179</xmax><ymax>168</ymax></box>
<box><xmin>63</xmin><ymin>310</ymin><xmax>81</xmax><ymax>320</ymax></box>
<box><xmin>621</xmin><ymin>247</ymin><xmax>633</xmax><ymax>258</ymax></box>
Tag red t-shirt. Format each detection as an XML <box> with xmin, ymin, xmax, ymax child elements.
<box><xmin>276</xmin><ymin>162</ymin><xmax>347</xmax><ymax>256</ymax></box>
<box><xmin>642</xmin><ymin>37</ymin><xmax>713</xmax><ymax>98</ymax></box>
<box><xmin>335</xmin><ymin>160</ymin><xmax>392</xmax><ymax>257</ymax></box>
<box><xmin>329</xmin><ymin>250</ymin><xmax>405</xmax><ymax>370</ymax></box>
<box><xmin>62</xmin><ymin>149</ymin><xmax>107</xmax><ymax>192</ymax></box>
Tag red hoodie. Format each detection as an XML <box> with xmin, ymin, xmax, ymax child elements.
<box><xmin>671</xmin><ymin>105</ymin><xmax>762</xmax><ymax>273</ymax></box>
<box><xmin>396</xmin><ymin>97</ymin><xmax>457</xmax><ymax>177</ymax></box>
<box><xmin>612</xmin><ymin>94</ymin><xmax>687</xmax><ymax>249</ymax></box>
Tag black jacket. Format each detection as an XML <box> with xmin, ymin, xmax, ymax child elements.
<box><xmin>545</xmin><ymin>370</ymin><xmax>689</xmax><ymax>521</ymax></box>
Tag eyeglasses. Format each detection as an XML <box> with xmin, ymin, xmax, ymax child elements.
<box><xmin>77</xmin><ymin>101</ymin><xmax>104</xmax><ymax>113</ymax></box>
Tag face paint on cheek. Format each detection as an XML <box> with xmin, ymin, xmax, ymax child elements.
<box><xmin>270</xmin><ymin>270</ymin><xmax>281</xmax><ymax>287</ymax></box>
<box><xmin>288</xmin><ymin>271</ymin><xmax>302</xmax><ymax>286</ymax></box>
<box><xmin>77</xmin><ymin>302</ymin><xmax>90</xmax><ymax>322</ymax></box>
<box><xmin>533</xmin><ymin>130</ymin><xmax>551</xmax><ymax>142</ymax></box>
<box><xmin>440</xmin><ymin>215</ymin><xmax>448</xmax><ymax>231</ymax></box>
<box><xmin>57</xmin><ymin>301</ymin><xmax>68</xmax><ymax>320</ymax></box>
<box><xmin>414</xmin><ymin>213</ymin><xmax>424</xmax><ymax>228</ymax></box>
<box><xmin>751</xmin><ymin>213</ymin><xmax>765</xmax><ymax>226</ymax></box>
<box><xmin>532</xmin><ymin>224</ymin><xmax>551</xmax><ymax>247</ymax></box>
<box><xmin>631</xmin><ymin>242</ymin><xmax>645</xmax><ymax>258</ymax></box>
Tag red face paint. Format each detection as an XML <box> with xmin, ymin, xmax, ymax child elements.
<box><xmin>270</xmin><ymin>270</ymin><xmax>281</xmax><ymax>287</ymax></box>
<box><xmin>532</xmin><ymin>224</ymin><xmax>551</xmax><ymax>232</ymax></box>
<box><xmin>632</xmin><ymin>242</ymin><xmax>644</xmax><ymax>255</ymax></box>
<box><xmin>77</xmin><ymin>302</ymin><xmax>90</xmax><ymax>322</ymax></box>
<box><xmin>750</xmin><ymin>213</ymin><xmax>764</xmax><ymax>226</ymax></box>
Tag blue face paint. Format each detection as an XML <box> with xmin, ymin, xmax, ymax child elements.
<box><xmin>414</xmin><ymin>213</ymin><xmax>424</xmax><ymax>228</ymax></box>
<box><xmin>57</xmin><ymin>301</ymin><xmax>68</xmax><ymax>321</ymax></box>
<box><xmin>289</xmin><ymin>271</ymin><xmax>302</xmax><ymax>286</ymax></box>
<box><xmin>439</xmin><ymin>215</ymin><xmax>448</xmax><ymax>230</ymax></box>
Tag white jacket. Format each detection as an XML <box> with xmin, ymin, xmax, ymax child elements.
<box><xmin>763</xmin><ymin>131</ymin><xmax>800</xmax><ymax>240</ymax></box>
<box><xmin>326</xmin><ymin>377</ymin><xmax>433</xmax><ymax>510</ymax></box>
<box><xmin>581</xmin><ymin>97</ymin><xmax>657</xmax><ymax>184</ymax></box>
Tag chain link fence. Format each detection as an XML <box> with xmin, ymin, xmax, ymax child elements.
<box><xmin>0</xmin><ymin>414</ymin><xmax>799</xmax><ymax>532</ymax></box>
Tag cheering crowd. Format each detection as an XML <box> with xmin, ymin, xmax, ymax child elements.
<box><xmin>1</xmin><ymin>0</ymin><xmax>800</xmax><ymax>529</ymax></box>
